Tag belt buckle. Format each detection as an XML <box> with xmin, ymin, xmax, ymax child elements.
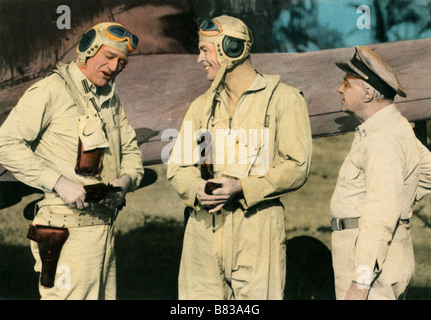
<box><xmin>399</xmin><ymin>218</ymin><xmax>411</xmax><ymax>225</ymax></box>
<box><xmin>331</xmin><ymin>218</ymin><xmax>344</xmax><ymax>231</ymax></box>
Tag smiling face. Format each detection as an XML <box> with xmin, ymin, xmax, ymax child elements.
<box><xmin>78</xmin><ymin>45</ymin><xmax>128</xmax><ymax>87</ymax></box>
<box><xmin>197</xmin><ymin>40</ymin><xmax>220</xmax><ymax>81</ymax></box>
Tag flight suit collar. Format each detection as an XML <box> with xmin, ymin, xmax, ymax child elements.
<box><xmin>216</xmin><ymin>71</ymin><xmax>268</xmax><ymax>101</ymax></box>
<box><xmin>355</xmin><ymin>103</ymin><xmax>398</xmax><ymax>139</ymax></box>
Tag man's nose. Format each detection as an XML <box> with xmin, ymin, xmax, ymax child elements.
<box><xmin>337</xmin><ymin>83</ymin><xmax>344</xmax><ymax>93</ymax></box>
<box><xmin>108</xmin><ymin>59</ymin><xmax>119</xmax><ymax>72</ymax></box>
<box><xmin>197</xmin><ymin>52</ymin><xmax>204</xmax><ymax>64</ymax></box>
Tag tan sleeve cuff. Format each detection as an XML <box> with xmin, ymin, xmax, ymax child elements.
<box><xmin>39</xmin><ymin>168</ymin><xmax>62</xmax><ymax>192</ymax></box>
<box><xmin>120</xmin><ymin>169</ymin><xmax>144</xmax><ymax>192</ymax></box>
<box><xmin>240</xmin><ymin>176</ymin><xmax>264</xmax><ymax>209</ymax></box>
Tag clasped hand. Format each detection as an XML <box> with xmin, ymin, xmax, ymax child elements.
<box><xmin>196</xmin><ymin>177</ymin><xmax>242</xmax><ymax>213</ymax></box>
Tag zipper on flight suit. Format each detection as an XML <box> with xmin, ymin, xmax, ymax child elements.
<box><xmin>227</xmin><ymin>93</ymin><xmax>248</xmax><ymax>133</ymax></box>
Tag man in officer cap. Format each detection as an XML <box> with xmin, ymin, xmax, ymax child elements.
<box><xmin>0</xmin><ymin>22</ymin><xmax>144</xmax><ymax>299</ymax></box>
<box><xmin>330</xmin><ymin>46</ymin><xmax>424</xmax><ymax>300</ymax></box>
<box><xmin>167</xmin><ymin>15</ymin><xmax>312</xmax><ymax>299</ymax></box>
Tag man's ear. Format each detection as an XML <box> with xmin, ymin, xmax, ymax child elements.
<box><xmin>363</xmin><ymin>84</ymin><xmax>375</xmax><ymax>103</ymax></box>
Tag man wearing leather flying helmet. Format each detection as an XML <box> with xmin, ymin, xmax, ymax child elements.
<box><xmin>0</xmin><ymin>22</ymin><xmax>144</xmax><ymax>299</ymax></box>
<box><xmin>330</xmin><ymin>46</ymin><xmax>431</xmax><ymax>300</ymax></box>
<box><xmin>167</xmin><ymin>15</ymin><xmax>312</xmax><ymax>299</ymax></box>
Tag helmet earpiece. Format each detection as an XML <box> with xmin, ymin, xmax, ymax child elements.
<box><xmin>222</xmin><ymin>36</ymin><xmax>245</xmax><ymax>58</ymax></box>
<box><xmin>78</xmin><ymin>29</ymin><xmax>97</xmax><ymax>54</ymax></box>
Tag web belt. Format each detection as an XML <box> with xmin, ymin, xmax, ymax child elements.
<box><xmin>331</xmin><ymin>217</ymin><xmax>411</xmax><ymax>231</ymax></box>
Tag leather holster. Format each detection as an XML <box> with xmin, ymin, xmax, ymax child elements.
<box><xmin>27</xmin><ymin>224</ymin><xmax>69</xmax><ymax>288</ymax></box>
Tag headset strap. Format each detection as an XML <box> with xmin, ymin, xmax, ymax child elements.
<box><xmin>48</xmin><ymin>64</ymin><xmax>105</xmax><ymax>123</ymax></box>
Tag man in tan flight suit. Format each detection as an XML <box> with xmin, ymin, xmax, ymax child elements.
<box><xmin>0</xmin><ymin>22</ymin><xmax>144</xmax><ymax>299</ymax></box>
<box><xmin>330</xmin><ymin>46</ymin><xmax>423</xmax><ymax>300</ymax></box>
<box><xmin>167</xmin><ymin>15</ymin><xmax>312</xmax><ymax>299</ymax></box>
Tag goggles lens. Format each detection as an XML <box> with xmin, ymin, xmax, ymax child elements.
<box><xmin>198</xmin><ymin>19</ymin><xmax>223</xmax><ymax>37</ymax></box>
<box><xmin>199</xmin><ymin>19</ymin><xmax>220</xmax><ymax>32</ymax></box>
<box><xmin>107</xmin><ymin>25</ymin><xmax>139</xmax><ymax>50</ymax></box>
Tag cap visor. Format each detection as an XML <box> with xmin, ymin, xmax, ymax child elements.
<box><xmin>335</xmin><ymin>62</ymin><xmax>363</xmax><ymax>79</ymax></box>
<box><xmin>336</xmin><ymin>61</ymin><xmax>407</xmax><ymax>98</ymax></box>
<box><xmin>397</xmin><ymin>89</ymin><xmax>407</xmax><ymax>98</ymax></box>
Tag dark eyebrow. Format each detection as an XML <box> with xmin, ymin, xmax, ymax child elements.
<box><xmin>105</xmin><ymin>51</ymin><xmax>119</xmax><ymax>57</ymax></box>
<box><xmin>105</xmin><ymin>50</ymin><xmax>128</xmax><ymax>63</ymax></box>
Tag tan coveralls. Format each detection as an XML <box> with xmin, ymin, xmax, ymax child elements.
<box><xmin>0</xmin><ymin>61</ymin><xmax>144</xmax><ymax>299</ymax></box>
<box><xmin>167</xmin><ymin>72</ymin><xmax>312</xmax><ymax>299</ymax></box>
<box><xmin>330</xmin><ymin>104</ymin><xmax>420</xmax><ymax>300</ymax></box>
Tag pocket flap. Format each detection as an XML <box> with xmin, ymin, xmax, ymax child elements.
<box><xmin>78</xmin><ymin>114</ymin><xmax>109</xmax><ymax>151</ymax></box>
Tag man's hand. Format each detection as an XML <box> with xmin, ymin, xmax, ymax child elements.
<box><xmin>344</xmin><ymin>282</ymin><xmax>370</xmax><ymax>300</ymax></box>
<box><xmin>98</xmin><ymin>174</ymin><xmax>131</xmax><ymax>210</ymax></box>
<box><xmin>196</xmin><ymin>177</ymin><xmax>242</xmax><ymax>213</ymax></box>
<box><xmin>54</xmin><ymin>176</ymin><xmax>89</xmax><ymax>209</ymax></box>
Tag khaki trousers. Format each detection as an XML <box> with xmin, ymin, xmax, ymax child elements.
<box><xmin>331</xmin><ymin>224</ymin><xmax>414</xmax><ymax>300</ymax></box>
<box><xmin>30</xmin><ymin>222</ymin><xmax>116</xmax><ymax>300</ymax></box>
<box><xmin>179</xmin><ymin>201</ymin><xmax>286</xmax><ymax>300</ymax></box>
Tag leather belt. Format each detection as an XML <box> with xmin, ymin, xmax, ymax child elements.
<box><xmin>331</xmin><ymin>218</ymin><xmax>359</xmax><ymax>231</ymax></box>
<box><xmin>331</xmin><ymin>217</ymin><xmax>411</xmax><ymax>231</ymax></box>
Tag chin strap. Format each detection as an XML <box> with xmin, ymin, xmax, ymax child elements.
<box><xmin>204</xmin><ymin>63</ymin><xmax>227</xmax><ymax>98</ymax></box>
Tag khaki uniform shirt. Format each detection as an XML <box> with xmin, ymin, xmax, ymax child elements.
<box><xmin>0</xmin><ymin>61</ymin><xmax>144</xmax><ymax>194</ymax></box>
<box><xmin>416</xmin><ymin>142</ymin><xmax>431</xmax><ymax>201</ymax></box>
<box><xmin>167</xmin><ymin>72</ymin><xmax>312</xmax><ymax>209</ymax></box>
<box><xmin>330</xmin><ymin>104</ymin><xmax>420</xmax><ymax>285</ymax></box>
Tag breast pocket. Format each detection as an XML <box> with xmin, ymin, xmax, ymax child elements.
<box><xmin>78</xmin><ymin>114</ymin><xmax>109</xmax><ymax>151</ymax></box>
<box><xmin>339</xmin><ymin>159</ymin><xmax>362</xmax><ymax>181</ymax></box>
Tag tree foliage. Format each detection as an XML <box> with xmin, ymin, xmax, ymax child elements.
<box><xmin>272</xmin><ymin>0</ymin><xmax>431</xmax><ymax>53</ymax></box>
<box><xmin>371</xmin><ymin>0</ymin><xmax>431</xmax><ymax>42</ymax></box>
<box><xmin>0</xmin><ymin>0</ymin><xmax>107</xmax><ymax>80</ymax></box>
<box><xmin>0</xmin><ymin>0</ymin><xmax>194</xmax><ymax>82</ymax></box>
<box><xmin>272</xmin><ymin>0</ymin><xmax>345</xmax><ymax>52</ymax></box>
